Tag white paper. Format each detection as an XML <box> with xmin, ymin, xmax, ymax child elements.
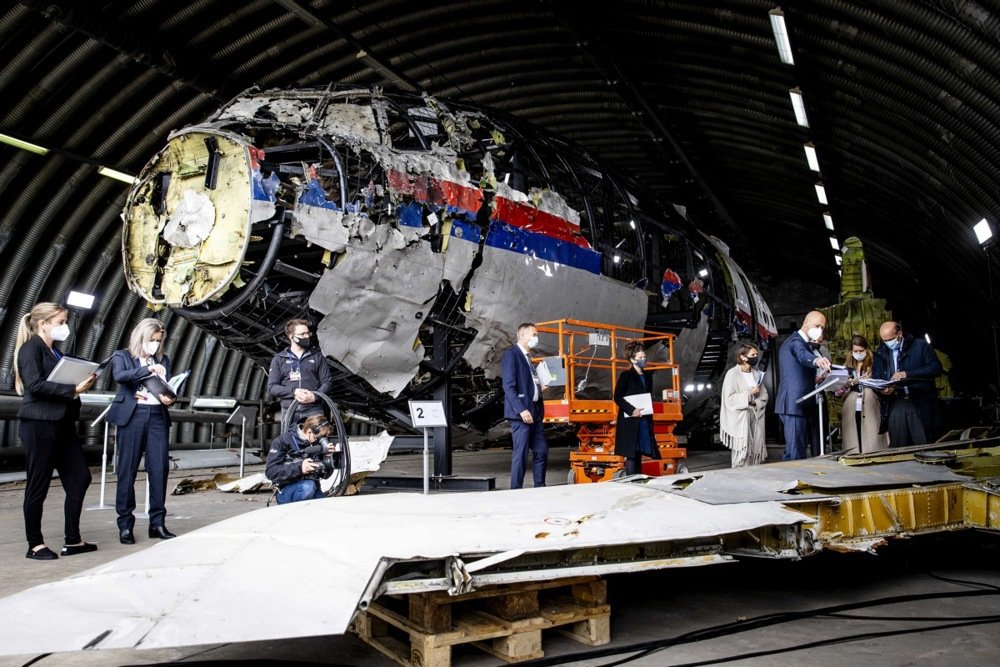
<box><xmin>624</xmin><ymin>392</ymin><xmax>653</xmax><ymax>417</ymax></box>
<box><xmin>536</xmin><ymin>360</ymin><xmax>553</xmax><ymax>386</ymax></box>
<box><xmin>168</xmin><ymin>371</ymin><xmax>191</xmax><ymax>393</ymax></box>
<box><xmin>46</xmin><ymin>357</ymin><xmax>99</xmax><ymax>385</ymax></box>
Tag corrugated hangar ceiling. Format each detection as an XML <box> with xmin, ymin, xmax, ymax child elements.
<box><xmin>0</xmin><ymin>0</ymin><xmax>997</xmax><ymax>407</ymax></box>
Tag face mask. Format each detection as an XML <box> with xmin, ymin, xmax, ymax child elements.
<box><xmin>744</xmin><ymin>355</ymin><xmax>759</xmax><ymax>367</ymax></box>
<box><xmin>852</xmin><ymin>351</ymin><xmax>867</xmax><ymax>361</ymax></box>
<box><xmin>144</xmin><ymin>341</ymin><xmax>160</xmax><ymax>355</ymax></box>
<box><xmin>527</xmin><ymin>336</ymin><xmax>539</xmax><ymax>349</ymax></box>
<box><xmin>295</xmin><ymin>335</ymin><xmax>311</xmax><ymax>347</ymax></box>
<box><xmin>807</xmin><ymin>326</ymin><xmax>823</xmax><ymax>342</ymax></box>
<box><xmin>633</xmin><ymin>358</ymin><xmax>646</xmax><ymax>368</ymax></box>
<box><xmin>50</xmin><ymin>323</ymin><xmax>70</xmax><ymax>342</ymax></box>
<box><xmin>885</xmin><ymin>338</ymin><xmax>900</xmax><ymax>351</ymax></box>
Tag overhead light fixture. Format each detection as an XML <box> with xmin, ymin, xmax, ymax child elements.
<box><xmin>629</xmin><ymin>219</ymin><xmax>636</xmax><ymax>229</ymax></box>
<box><xmin>834</xmin><ymin>255</ymin><xmax>842</xmax><ymax>266</ymax></box>
<box><xmin>789</xmin><ymin>87</ymin><xmax>809</xmax><ymax>127</ymax></box>
<box><xmin>803</xmin><ymin>143</ymin><xmax>820</xmax><ymax>172</ymax></box>
<box><xmin>925</xmin><ymin>333</ymin><xmax>932</xmax><ymax>345</ymax></box>
<box><xmin>684</xmin><ymin>384</ymin><xmax>695</xmax><ymax>393</ymax></box>
<box><xmin>814</xmin><ymin>182</ymin><xmax>828</xmax><ymax>205</ymax></box>
<box><xmin>192</xmin><ymin>397</ymin><xmax>238</xmax><ymax>409</ymax></box>
<box><xmin>0</xmin><ymin>132</ymin><xmax>49</xmax><ymax>155</ymax></box>
<box><xmin>66</xmin><ymin>291</ymin><xmax>96</xmax><ymax>310</ymax></box>
<box><xmin>823</xmin><ymin>212</ymin><xmax>835</xmax><ymax>231</ymax></box>
<box><xmin>698</xmin><ymin>268</ymin><xmax>709</xmax><ymax>278</ymax></box>
<box><xmin>97</xmin><ymin>166</ymin><xmax>137</xmax><ymax>184</ymax></box>
<box><xmin>696</xmin><ymin>383</ymin><xmax>705</xmax><ymax>392</ymax></box>
<box><xmin>769</xmin><ymin>7</ymin><xmax>795</xmax><ymax>65</ymax></box>
<box><xmin>974</xmin><ymin>218</ymin><xmax>993</xmax><ymax>246</ymax></box>
<box><xmin>613</xmin><ymin>254</ymin><xmax>621</xmax><ymax>264</ymax></box>
<box><xmin>829</xmin><ymin>236</ymin><xmax>840</xmax><ymax>251</ymax></box>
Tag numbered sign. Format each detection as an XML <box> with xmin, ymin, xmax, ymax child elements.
<box><xmin>408</xmin><ymin>400</ymin><xmax>448</xmax><ymax>428</ymax></box>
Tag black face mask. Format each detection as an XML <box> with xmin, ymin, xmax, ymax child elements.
<box><xmin>294</xmin><ymin>335</ymin><xmax>312</xmax><ymax>347</ymax></box>
<box><xmin>744</xmin><ymin>355</ymin><xmax>760</xmax><ymax>367</ymax></box>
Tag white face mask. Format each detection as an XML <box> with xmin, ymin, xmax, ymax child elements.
<box><xmin>144</xmin><ymin>340</ymin><xmax>161</xmax><ymax>355</ymax></box>
<box><xmin>49</xmin><ymin>323</ymin><xmax>71</xmax><ymax>342</ymax></box>
<box><xmin>527</xmin><ymin>335</ymin><xmax>539</xmax><ymax>349</ymax></box>
<box><xmin>852</xmin><ymin>351</ymin><xmax>867</xmax><ymax>361</ymax></box>
<box><xmin>807</xmin><ymin>326</ymin><xmax>823</xmax><ymax>341</ymax></box>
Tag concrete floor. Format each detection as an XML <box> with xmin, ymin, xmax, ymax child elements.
<box><xmin>0</xmin><ymin>444</ymin><xmax>998</xmax><ymax>666</ymax></box>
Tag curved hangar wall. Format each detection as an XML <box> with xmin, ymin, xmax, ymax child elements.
<box><xmin>122</xmin><ymin>86</ymin><xmax>773</xmax><ymax>428</ymax></box>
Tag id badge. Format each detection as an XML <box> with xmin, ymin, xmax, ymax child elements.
<box><xmin>289</xmin><ymin>370</ymin><xmax>301</xmax><ymax>382</ymax></box>
<box><xmin>855</xmin><ymin>395</ymin><xmax>863</xmax><ymax>412</ymax></box>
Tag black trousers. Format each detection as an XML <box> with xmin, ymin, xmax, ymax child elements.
<box><xmin>20</xmin><ymin>417</ymin><xmax>92</xmax><ymax>549</ymax></box>
<box><xmin>116</xmin><ymin>405</ymin><xmax>170</xmax><ymax>531</ymax></box>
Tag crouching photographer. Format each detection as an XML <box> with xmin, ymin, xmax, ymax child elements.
<box><xmin>265</xmin><ymin>414</ymin><xmax>337</xmax><ymax>504</ymax></box>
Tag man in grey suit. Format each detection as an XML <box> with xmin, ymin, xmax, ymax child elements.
<box><xmin>775</xmin><ymin>311</ymin><xmax>832</xmax><ymax>460</ymax></box>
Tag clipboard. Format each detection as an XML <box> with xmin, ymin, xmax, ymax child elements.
<box><xmin>46</xmin><ymin>357</ymin><xmax>99</xmax><ymax>385</ymax></box>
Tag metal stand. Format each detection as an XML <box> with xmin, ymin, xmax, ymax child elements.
<box><xmin>227</xmin><ymin>405</ymin><xmax>258</xmax><ymax>479</ymax></box>
<box><xmin>135</xmin><ymin>472</ymin><xmax>150</xmax><ymax>520</ymax></box>
<box><xmin>86</xmin><ymin>405</ymin><xmax>115</xmax><ymax>511</ymax></box>
<box><xmin>796</xmin><ymin>373</ymin><xmax>849</xmax><ymax>457</ymax></box>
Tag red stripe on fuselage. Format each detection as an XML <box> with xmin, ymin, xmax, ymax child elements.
<box><xmin>492</xmin><ymin>196</ymin><xmax>590</xmax><ymax>248</ymax></box>
<box><xmin>387</xmin><ymin>169</ymin><xmax>483</xmax><ymax>215</ymax></box>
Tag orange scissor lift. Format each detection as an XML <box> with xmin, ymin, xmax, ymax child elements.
<box><xmin>533</xmin><ymin>319</ymin><xmax>686</xmax><ymax>483</ymax></box>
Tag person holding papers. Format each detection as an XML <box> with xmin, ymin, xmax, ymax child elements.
<box><xmin>833</xmin><ymin>335</ymin><xmax>888</xmax><ymax>453</ymax></box>
<box><xmin>775</xmin><ymin>311</ymin><xmax>832</xmax><ymax>460</ymax></box>
<box><xmin>872</xmin><ymin>321</ymin><xmax>942</xmax><ymax>447</ymax></box>
<box><xmin>15</xmin><ymin>302</ymin><xmax>97</xmax><ymax>561</ymax></box>
<box><xmin>720</xmin><ymin>341</ymin><xmax>769</xmax><ymax>467</ymax></box>
<box><xmin>614</xmin><ymin>341</ymin><xmax>661</xmax><ymax>476</ymax></box>
<box><xmin>107</xmin><ymin>318</ymin><xmax>177</xmax><ymax>543</ymax></box>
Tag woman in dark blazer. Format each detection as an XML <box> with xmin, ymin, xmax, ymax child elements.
<box><xmin>15</xmin><ymin>302</ymin><xmax>97</xmax><ymax>560</ymax></box>
<box><xmin>106</xmin><ymin>318</ymin><xmax>176</xmax><ymax>544</ymax></box>
<box><xmin>614</xmin><ymin>341</ymin><xmax>661</xmax><ymax>476</ymax></box>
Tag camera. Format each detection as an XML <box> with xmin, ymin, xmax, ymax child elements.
<box><xmin>290</xmin><ymin>443</ymin><xmax>335</xmax><ymax>480</ymax></box>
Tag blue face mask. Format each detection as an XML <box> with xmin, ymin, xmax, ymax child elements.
<box><xmin>633</xmin><ymin>358</ymin><xmax>646</xmax><ymax>368</ymax></box>
<box><xmin>885</xmin><ymin>338</ymin><xmax>900</xmax><ymax>351</ymax></box>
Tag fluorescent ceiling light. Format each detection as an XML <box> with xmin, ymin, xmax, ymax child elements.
<box><xmin>804</xmin><ymin>143</ymin><xmax>820</xmax><ymax>172</ymax></box>
<box><xmin>66</xmin><ymin>291</ymin><xmax>96</xmax><ymax>310</ymax></box>
<box><xmin>769</xmin><ymin>8</ymin><xmax>795</xmax><ymax>65</ymax></box>
<box><xmin>925</xmin><ymin>333</ymin><xmax>932</xmax><ymax>344</ymax></box>
<box><xmin>97</xmin><ymin>166</ymin><xmax>137</xmax><ymax>184</ymax></box>
<box><xmin>698</xmin><ymin>268</ymin><xmax>709</xmax><ymax>277</ymax></box>
<box><xmin>974</xmin><ymin>218</ymin><xmax>992</xmax><ymax>245</ymax></box>
<box><xmin>789</xmin><ymin>88</ymin><xmax>809</xmax><ymax>127</ymax></box>
<box><xmin>829</xmin><ymin>236</ymin><xmax>840</xmax><ymax>251</ymax></box>
<box><xmin>823</xmin><ymin>213</ymin><xmax>835</xmax><ymax>231</ymax></box>
<box><xmin>814</xmin><ymin>182</ymin><xmax>828</xmax><ymax>205</ymax></box>
<box><xmin>0</xmin><ymin>132</ymin><xmax>49</xmax><ymax>155</ymax></box>
<box><xmin>192</xmin><ymin>397</ymin><xmax>238</xmax><ymax>409</ymax></box>
<box><xmin>684</xmin><ymin>384</ymin><xmax>695</xmax><ymax>392</ymax></box>
<box><xmin>834</xmin><ymin>255</ymin><xmax>842</xmax><ymax>266</ymax></box>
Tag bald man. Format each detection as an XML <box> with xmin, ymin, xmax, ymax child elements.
<box><xmin>775</xmin><ymin>311</ymin><xmax>832</xmax><ymax>460</ymax></box>
<box><xmin>871</xmin><ymin>321</ymin><xmax>942</xmax><ymax>446</ymax></box>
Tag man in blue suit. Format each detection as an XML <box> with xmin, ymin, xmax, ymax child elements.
<box><xmin>501</xmin><ymin>322</ymin><xmax>549</xmax><ymax>488</ymax></box>
<box><xmin>775</xmin><ymin>311</ymin><xmax>832</xmax><ymax>460</ymax></box>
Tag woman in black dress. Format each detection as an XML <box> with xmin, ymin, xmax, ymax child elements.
<box><xmin>614</xmin><ymin>341</ymin><xmax>660</xmax><ymax>476</ymax></box>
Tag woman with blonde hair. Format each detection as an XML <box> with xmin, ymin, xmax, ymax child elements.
<box><xmin>834</xmin><ymin>334</ymin><xmax>889</xmax><ymax>453</ymax></box>
<box><xmin>106</xmin><ymin>318</ymin><xmax>177</xmax><ymax>543</ymax></box>
<box><xmin>720</xmin><ymin>340</ymin><xmax>768</xmax><ymax>467</ymax></box>
<box><xmin>15</xmin><ymin>302</ymin><xmax>97</xmax><ymax>560</ymax></box>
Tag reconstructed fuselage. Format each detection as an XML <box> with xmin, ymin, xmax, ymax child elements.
<box><xmin>122</xmin><ymin>86</ymin><xmax>776</xmax><ymax>429</ymax></box>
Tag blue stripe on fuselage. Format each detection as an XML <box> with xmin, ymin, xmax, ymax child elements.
<box><xmin>484</xmin><ymin>221</ymin><xmax>601</xmax><ymax>274</ymax></box>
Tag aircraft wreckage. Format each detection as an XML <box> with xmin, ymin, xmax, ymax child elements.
<box><xmin>120</xmin><ymin>85</ymin><xmax>776</xmax><ymax>431</ymax></box>
<box><xmin>0</xmin><ymin>442</ymin><xmax>997</xmax><ymax>658</ymax></box>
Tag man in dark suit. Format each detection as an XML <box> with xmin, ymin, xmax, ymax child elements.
<box><xmin>872</xmin><ymin>321</ymin><xmax>942</xmax><ymax>446</ymax></box>
<box><xmin>501</xmin><ymin>322</ymin><xmax>548</xmax><ymax>489</ymax></box>
<box><xmin>775</xmin><ymin>311</ymin><xmax>832</xmax><ymax>460</ymax></box>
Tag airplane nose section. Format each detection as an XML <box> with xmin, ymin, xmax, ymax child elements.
<box><xmin>122</xmin><ymin>130</ymin><xmax>255</xmax><ymax>307</ymax></box>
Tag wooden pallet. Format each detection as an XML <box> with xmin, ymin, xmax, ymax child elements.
<box><xmin>352</xmin><ymin>577</ymin><xmax>610</xmax><ymax>667</ymax></box>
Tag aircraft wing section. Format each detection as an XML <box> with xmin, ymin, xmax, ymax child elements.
<box><xmin>0</xmin><ymin>482</ymin><xmax>804</xmax><ymax>655</ymax></box>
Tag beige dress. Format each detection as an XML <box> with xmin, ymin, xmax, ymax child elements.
<box><xmin>720</xmin><ymin>365</ymin><xmax>769</xmax><ymax>467</ymax></box>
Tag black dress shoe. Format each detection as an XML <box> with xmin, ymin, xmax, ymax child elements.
<box><xmin>120</xmin><ymin>530</ymin><xmax>135</xmax><ymax>544</ymax></box>
<box><xmin>26</xmin><ymin>546</ymin><xmax>58</xmax><ymax>561</ymax></box>
<box><xmin>61</xmin><ymin>542</ymin><xmax>98</xmax><ymax>556</ymax></box>
<box><xmin>148</xmin><ymin>526</ymin><xmax>177</xmax><ymax>539</ymax></box>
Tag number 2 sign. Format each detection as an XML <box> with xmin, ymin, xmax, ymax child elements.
<box><xmin>408</xmin><ymin>401</ymin><xmax>448</xmax><ymax>428</ymax></box>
